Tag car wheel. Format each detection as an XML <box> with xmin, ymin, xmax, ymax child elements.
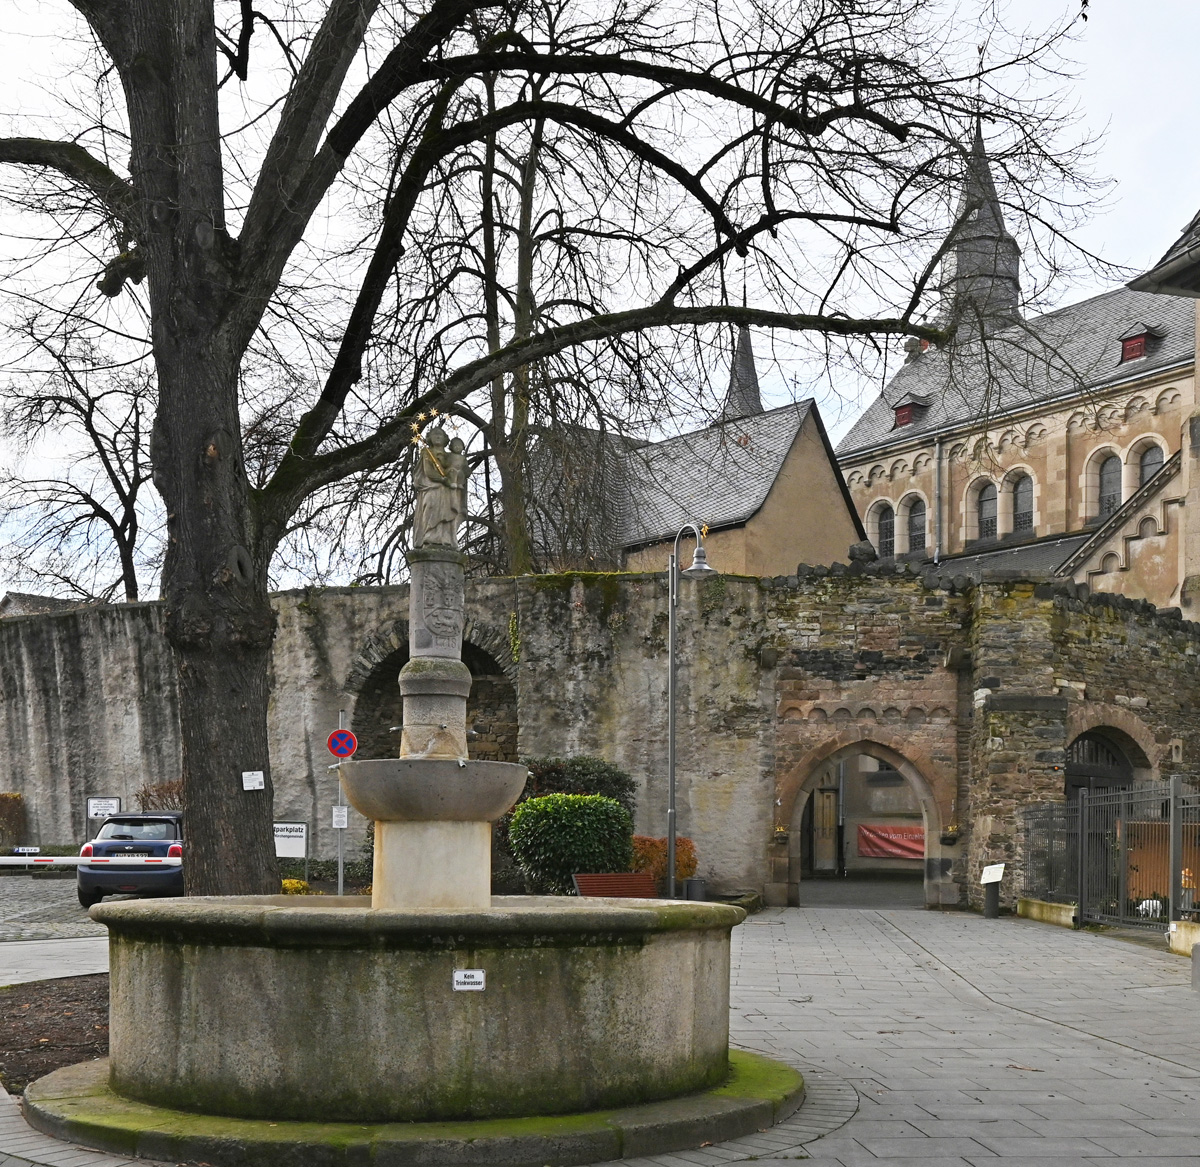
<box><xmin>78</xmin><ymin>888</ymin><xmax>102</xmax><ymax>909</ymax></box>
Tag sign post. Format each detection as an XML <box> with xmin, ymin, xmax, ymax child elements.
<box><xmin>981</xmin><ymin>862</ymin><xmax>1005</xmax><ymax>919</ymax></box>
<box><xmin>273</xmin><ymin>822</ymin><xmax>309</xmax><ymax>884</ymax></box>
<box><xmin>327</xmin><ymin>716</ymin><xmax>357</xmax><ymax>896</ymax></box>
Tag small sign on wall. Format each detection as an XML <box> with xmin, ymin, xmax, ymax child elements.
<box><xmin>453</xmin><ymin>969</ymin><xmax>485</xmax><ymax>991</ymax></box>
<box><xmin>86</xmin><ymin>797</ymin><xmax>121</xmax><ymax>819</ymax></box>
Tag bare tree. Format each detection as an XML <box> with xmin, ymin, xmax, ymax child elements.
<box><xmin>0</xmin><ymin>334</ymin><xmax>159</xmax><ymax>602</ymax></box>
<box><xmin>0</xmin><ymin>0</ymin><xmax>1098</xmax><ymax>893</ymax></box>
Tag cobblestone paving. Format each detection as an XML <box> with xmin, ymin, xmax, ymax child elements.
<box><xmin>0</xmin><ymin>878</ymin><xmax>104</xmax><ymax>942</ymax></box>
<box><xmin>6</xmin><ymin>906</ymin><xmax>1200</xmax><ymax>1164</ymax></box>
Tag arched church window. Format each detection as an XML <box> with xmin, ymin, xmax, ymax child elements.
<box><xmin>977</xmin><ymin>483</ymin><xmax>997</xmax><ymax>540</ymax></box>
<box><xmin>1099</xmin><ymin>455</ymin><xmax>1122</xmax><ymax>516</ymax></box>
<box><xmin>1140</xmin><ymin>444</ymin><xmax>1164</xmax><ymax>487</ymax></box>
<box><xmin>1012</xmin><ymin>474</ymin><xmax>1033</xmax><ymax>533</ymax></box>
<box><xmin>877</xmin><ymin>505</ymin><xmax>895</xmax><ymax>558</ymax></box>
<box><xmin>907</xmin><ymin>500</ymin><xmax>926</xmax><ymax>552</ymax></box>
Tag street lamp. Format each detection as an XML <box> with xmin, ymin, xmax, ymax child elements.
<box><xmin>668</xmin><ymin>522</ymin><xmax>718</xmax><ymax>898</ymax></box>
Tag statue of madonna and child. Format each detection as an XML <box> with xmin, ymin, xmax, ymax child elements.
<box><xmin>412</xmin><ymin>427</ymin><xmax>468</xmax><ymax>550</ymax></box>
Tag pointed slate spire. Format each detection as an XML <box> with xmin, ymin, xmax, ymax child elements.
<box><xmin>720</xmin><ymin>326</ymin><xmax>764</xmax><ymax>421</ymax></box>
<box><xmin>942</xmin><ymin>122</ymin><xmax>1022</xmax><ymax>333</ymax></box>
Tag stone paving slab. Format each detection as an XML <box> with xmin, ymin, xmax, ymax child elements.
<box><xmin>0</xmin><ymin>940</ymin><xmax>108</xmax><ymax>988</ymax></box>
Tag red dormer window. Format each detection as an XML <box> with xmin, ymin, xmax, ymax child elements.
<box><xmin>895</xmin><ymin>404</ymin><xmax>917</xmax><ymax>427</ymax></box>
<box><xmin>1121</xmin><ymin>335</ymin><xmax>1146</xmax><ymax>362</ymax></box>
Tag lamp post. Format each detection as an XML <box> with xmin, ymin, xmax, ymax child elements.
<box><xmin>668</xmin><ymin>522</ymin><xmax>718</xmax><ymax>898</ymax></box>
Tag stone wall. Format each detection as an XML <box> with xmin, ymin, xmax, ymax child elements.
<box><xmin>4</xmin><ymin>571</ymin><xmax>1200</xmax><ymax>907</ymax></box>
<box><xmin>0</xmin><ymin>604</ymin><xmax>179</xmax><ymax>844</ymax></box>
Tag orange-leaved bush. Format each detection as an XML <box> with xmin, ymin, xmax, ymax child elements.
<box><xmin>631</xmin><ymin>835</ymin><xmax>697</xmax><ymax>884</ymax></box>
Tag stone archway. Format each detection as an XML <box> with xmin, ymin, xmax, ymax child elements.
<box><xmin>777</xmin><ymin>736</ymin><xmax>956</xmax><ymax>908</ymax></box>
<box><xmin>1066</xmin><ymin>702</ymin><xmax>1159</xmax><ymax>793</ymax></box>
<box><xmin>350</xmin><ymin>640</ymin><xmax>518</xmax><ymax>763</ymax></box>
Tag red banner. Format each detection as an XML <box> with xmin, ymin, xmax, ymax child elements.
<box><xmin>857</xmin><ymin>824</ymin><xmax>924</xmax><ymax>859</ymax></box>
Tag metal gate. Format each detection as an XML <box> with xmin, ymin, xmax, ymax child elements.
<box><xmin>1021</xmin><ymin>777</ymin><xmax>1200</xmax><ymax>930</ymax></box>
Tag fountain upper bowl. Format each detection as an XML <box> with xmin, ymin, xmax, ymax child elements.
<box><xmin>338</xmin><ymin>757</ymin><xmax>527</xmax><ymax>821</ymax></box>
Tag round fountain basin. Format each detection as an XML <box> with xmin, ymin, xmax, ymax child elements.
<box><xmin>93</xmin><ymin>895</ymin><xmax>743</xmax><ymax>1123</ymax></box>
<box><xmin>337</xmin><ymin>757</ymin><xmax>526</xmax><ymax>821</ymax></box>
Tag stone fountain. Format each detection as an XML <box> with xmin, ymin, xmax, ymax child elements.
<box><xmin>23</xmin><ymin>427</ymin><xmax>803</xmax><ymax>1165</ymax></box>
<box><xmin>341</xmin><ymin>428</ymin><xmax>526</xmax><ymax>910</ymax></box>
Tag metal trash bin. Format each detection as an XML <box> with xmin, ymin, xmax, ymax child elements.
<box><xmin>683</xmin><ymin>877</ymin><xmax>706</xmax><ymax>901</ymax></box>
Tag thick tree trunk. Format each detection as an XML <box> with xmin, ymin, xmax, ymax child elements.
<box><xmin>114</xmin><ymin>0</ymin><xmax>280</xmax><ymax>895</ymax></box>
<box><xmin>493</xmin><ymin>433</ymin><xmax>533</xmax><ymax>574</ymax></box>
<box><xmin>154</xmin><ymin>348</ymin><xmax>279</xmax><ymax>896</ymax></box>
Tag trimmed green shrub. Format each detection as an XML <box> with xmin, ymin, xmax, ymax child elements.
<box><xmin>493</xmin><ymin>755</ymin><xmax>637</xmax><ymax>893</ymax></box>
<box><xmin>277</xmin><ymin>857</ymin><xmax>372</xmax><ymax>886</ymax></box>
<box><xmin>521</xmin><ymin>756</ymin><xmax>637</xmax><ymax>815</ymax></box>
<box><xmin>508</xmin><ymin>793</ymin><xmax>633</xmax><ymax>895</ymax></box>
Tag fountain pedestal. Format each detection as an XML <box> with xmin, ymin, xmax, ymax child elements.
<box><xmin>340</xmin><ymin>543</ymin><xmax>528</xmax><ymax>911</ymax></box>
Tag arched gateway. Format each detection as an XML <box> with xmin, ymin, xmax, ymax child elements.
<box><xmin>775</xmin><ymin>737</ymin><xmax>958</xmax><ymax>908</ymax></box>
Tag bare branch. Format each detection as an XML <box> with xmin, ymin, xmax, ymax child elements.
<box><xmin>0</xmin><ymin>138</ymin><xmax>138</xmax><ymax>234</ymax></box>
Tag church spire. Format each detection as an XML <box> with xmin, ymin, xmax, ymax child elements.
<box><xmin>942</xmin><ymin>123</ymin><xmax>1022</xmax><ymax>333</ymax></box>
<box><xmin>719</xmin><ymin>325</ymin><xmax>764</xmax><ymax>422</ymax></box>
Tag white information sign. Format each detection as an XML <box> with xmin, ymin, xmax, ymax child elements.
<box><xmin>331</xmin><ymin>805</ymin><xmax>349</xmax><ymax>829</ymax></box>
<box><xmin>980</xmin><ymin>863</ymin><xmax>1006</xmax><ymax>885</ymax></box>
<box><xmin>86</xmin><ymin>797</ymin><xmax>121</xmax><ymax>819</ymax></box>
<box><xmin>453</xmin><ymin>969</ymin><xmax>486</xmax><ymax>991</ymax></box>
<box><xmin>13</xmin><ymin>846</ymin><xmax>40</xmax><ymax>855</ymax></box>
<box><xmin>273</xmin><ymin>822</ymin><xmax>308</xmax><ymax>859</ymax></box>
<box><xmin>241</xmin><ymin>770</ymin><xmax>265</xmax><ymax>791</ymax></box>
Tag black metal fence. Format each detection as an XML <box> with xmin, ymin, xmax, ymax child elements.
<box><xmin>1020</xmin><ymin>777</ymin><xmax>1200</xmax><ymax>930</ymax></box>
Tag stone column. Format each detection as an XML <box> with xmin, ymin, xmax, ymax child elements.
<box><xmin>374</xmin><ymin>547</ymin><xmax>486</xmax><ymax>911</ymax></box>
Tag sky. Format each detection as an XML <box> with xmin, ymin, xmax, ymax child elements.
<box><xmin>1</xmin><ymin>0</ymin><xmax>1200</xmax><ymax>594</ymax></box>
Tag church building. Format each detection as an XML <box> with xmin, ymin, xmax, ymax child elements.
<box><xmin>836</xmin><ymin>130</ymin><xmax>1197</xmax><ymax>610</ymax></box>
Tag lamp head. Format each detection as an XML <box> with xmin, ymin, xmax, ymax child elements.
<box><xmin>680</xmin><ymin>544</ymin><xmax>718</xmax><ymax>580</ymax></box>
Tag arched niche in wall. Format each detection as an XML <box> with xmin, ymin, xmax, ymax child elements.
<box><xmin>351</xmin><ymin>641</ymin><xmax>519</xmax><ymax>763</ymax></box>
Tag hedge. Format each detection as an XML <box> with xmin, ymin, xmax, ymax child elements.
<box><xmin>508</xmin><ymin>793</ymin><xmax>633</xmax><ymax>895</ymax></box>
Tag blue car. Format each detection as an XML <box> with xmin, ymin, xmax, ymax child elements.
<box><xmin>77</xmin><ymin>812</ymin><xmax>184</xmax><ymax>908</ymax></box>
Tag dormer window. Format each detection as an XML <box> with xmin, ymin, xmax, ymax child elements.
<box><xmin>1121</xmin><ymin>335</ymin><xmax>1146</xmax><ymax>362</ymax></box>
<box><xmin>1118</xmin><ymin>322</ymin><xmax>1164</xmax><ymax>363</ymax></box>
<box><xmin>892</xmin><ymin>392</ymin><xmax>932</xmax><ymax>428</ymax></box>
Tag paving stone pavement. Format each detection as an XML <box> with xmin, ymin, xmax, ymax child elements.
<box><xmin>0</xmin><ymin>879</ymin><xmax>104</xmax><ymax>943</ymax></box>
<box><xmin>4</xmin><ymin>905</ymin><xmax>1200</xmax><ymax>1164</ymax></box>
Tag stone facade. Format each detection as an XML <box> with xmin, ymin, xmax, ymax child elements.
<box><xmin>2</xmin><ymin>572</ymin><xmax>1199</xmax><ymax>909</ymax></box>
<box><xmin>840</xmin><ymin>363</ymin><xmax>1194</xmax><ymax>606</ymax></box>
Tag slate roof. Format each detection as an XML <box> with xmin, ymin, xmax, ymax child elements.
<box><xmin>1130</xmin><ymin>207</ymin><xmax>1200</xmax><ymax>296</ymax></box>
<box><xmin>836</xmin><ymin>286</ymin><xmax>1195</xmax><ymax>458</ymax></box>
<box><xmin>931</xmin><ymin>533</ymin><xmax>1092</xmax><ymax>580</ymax></box>
<box><xmin>619</xmin><ymin>402</ymin><xmax>816</xmax><ymax>547</ymax></box>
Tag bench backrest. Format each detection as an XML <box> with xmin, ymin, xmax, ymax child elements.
<box><xmin>572</xmin><ymin>872</ymin><xmax>659</xmax><ymax>898</ymax></box>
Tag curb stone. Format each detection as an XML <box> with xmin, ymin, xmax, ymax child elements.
<box><xmin>22</xmin><ymin>1051</ymin><xmax>805</xmax><ymax>1167</ymax></box>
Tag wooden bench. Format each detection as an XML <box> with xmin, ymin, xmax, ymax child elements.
<box><xmin>572</xmin><ymin>872</ymin><xmax>659</xmax><ymax>898</ymax></box>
